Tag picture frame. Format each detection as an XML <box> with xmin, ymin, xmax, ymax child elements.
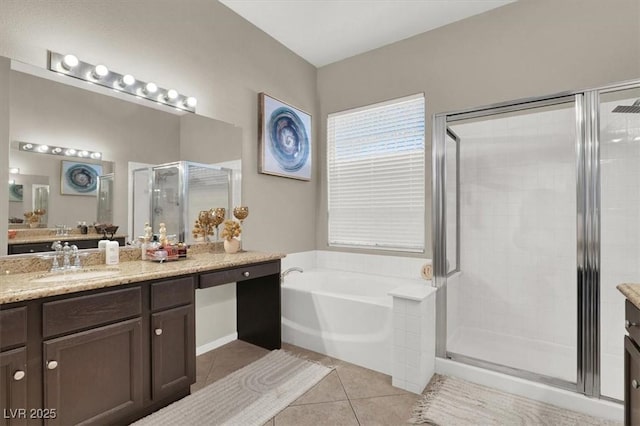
<box><xmin>9</xmin><ymin>183</ymin><xmax>23</xmax><ymax>202</ymax></box>
<box><xmin>258</xmin><ymin>92</ymin><xmax>312</xmax><ymax>181</ymax></box>
<box><xmin>61</xmin><ymin>160</ymin><xmax>103</xmax><ymax>196</ymax></box>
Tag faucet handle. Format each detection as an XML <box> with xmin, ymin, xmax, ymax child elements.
<box><xmin>51</xmin><ymin>241</ymin><xmax>62</xmax><ymax>251</ymax></box>
<box><xmin>71</xmin><ymin>245</ymin><xmax>82</xmax><ymax>268</ymax></box>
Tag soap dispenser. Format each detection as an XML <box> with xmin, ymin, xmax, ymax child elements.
<box><xmin>105</xmin><ymin>240</ymin><xmax>120</xmax><ymax>265</ymax></box>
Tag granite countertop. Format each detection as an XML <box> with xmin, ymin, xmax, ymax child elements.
<box><xmin>0</xmin><ymin>251</ymin><xmax>285</xmax><ymax>304</ymax></box>
<box><xmin>8</xmin><ymin>233</ymin><xmax>128</xmax><ymax>245</ymax></box>
<box><xmin>618</xmin><ymin>284</ymin><xmax>640</xmax><ymax>309</ymax></box>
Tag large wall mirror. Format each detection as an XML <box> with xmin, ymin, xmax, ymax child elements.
<box><xmin>3</xmin><ymin>56</ymin><xmax>243</xmax><ymax>255</ymax></box>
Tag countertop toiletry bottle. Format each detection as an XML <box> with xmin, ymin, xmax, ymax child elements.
<box><xmin>105</xmin><ymin>240</ymin><xmax>119</xmax><ymax>265</ymax></box>
<box><xmin>141</xmin><ymin>236</ymin><xmax>149</xmax><ymax>260</ymax></box>
<box><xmin>80</xmin><ymin>221</ymin><xmax>88</xmax><ymax>235</ymax></box>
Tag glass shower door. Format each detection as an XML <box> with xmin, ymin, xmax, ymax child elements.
<box><xmin>444</xmin><ymin>100</ymin><xmax>578</xmax><ymax>385</ymax></box>
<box><xmin>599</xmin><ymin>88</ymin><xmax>640</xmax><ymax>400</ymax></box>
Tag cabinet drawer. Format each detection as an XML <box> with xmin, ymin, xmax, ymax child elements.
<box><xmin>8</xmin><ymin>242</ymin><xmax>53</xmax><ymax>255</ymax></box>
<box><xmin>151</xmin><ymin>277</ymin><xmax>195</xmax><ymax>311</ymax></box>
<box><xmin>43</xmin><ymin>287</ymin><xmax>141</xmax><ymax>338</ymax></box>
<box><xmin>626</xmin><ymin>300</ymin><xmax>640</xmax><ymax>344</ymax></box>
<box><xmin>198</xmin><ymin>261</ymin><xmax>280</xmax><ymax>289</ymax></box>
<box><xmin>0</xmin><ymin>306</ymin><xmax>27</xmax><ymax>350</ymax></box>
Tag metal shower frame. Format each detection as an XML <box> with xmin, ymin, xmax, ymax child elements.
<box><xmin>432</xmin><ymin>77</ymin><xmax>640</xmax><ymax>400</ymax></box>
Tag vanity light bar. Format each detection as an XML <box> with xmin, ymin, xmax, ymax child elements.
<box><xmin>18</xmin><ymin>142</ymin><xmax>102</xmax><ymax>159</ymax></box>
<box><xmin>47</xmin><ymin>51</ymin><xmax>197</xmax><ymax>113</ymax></box>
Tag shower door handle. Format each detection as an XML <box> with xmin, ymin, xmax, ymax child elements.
<box><xmin>632</xmin><ymin>379</ymin><xmax>640</xmax><ymax>389</ymax></box>
<box><xmin>627</xmin><ymin>320</ymin><xmax>637</xmax><ymax>329</ymax></box>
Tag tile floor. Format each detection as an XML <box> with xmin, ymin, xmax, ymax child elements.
<box><xmin>191</xmin><ymin>340</ymin><xmax>419</xmax><ymax>425</ymax></box>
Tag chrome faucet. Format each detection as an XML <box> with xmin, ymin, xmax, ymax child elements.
<box><xmin>281</xmin><ymin>267</ymin><xmax>304</xmax><ymax>282</ymax></box>
<box><xmin>51</xmin><ymin>241</ymin><xmax>62</xmax><ymax>271</ymax></box>
<box><xmin>48</xmin><ymin>241</ymin><xmax>81</xmax><ymax>272</ymax></box>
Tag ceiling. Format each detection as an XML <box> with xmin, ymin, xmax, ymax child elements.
<box><xmin>219</xmin><ymin>0</ymin><xmax>516</xmax><ymax>67</ymax></box>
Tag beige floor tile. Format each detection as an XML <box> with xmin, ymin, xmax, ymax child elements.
<box><xmin>291</xmin><ymin>370</ymin><xmax>347</xmax><ymax>405</ymax></box>
<box><xmin>195</xmin><ymin>349</ymin><xmax>216</xmax><ymax>382</ymax></box>
<box><xmin>205</xmin><ymin>341</ymin><xmax>268</xmax><ymax>384</ymax></box>
<box><xmin>350</xmin><ymin>393</ymin><xmax>418</xmax><ymax>425</ymax></box>
<box><xmin>274</xmin><ymin>400</ymin><xmax>359</xmax><ymax>426</ymax></box>
<box><xmin>281</xmin><ymin>343</ymin><xmax>336</xmax><ymax>367</ymax></box>
<box><xmin>336</xmin><ymin>362</ymin><xmax>412</xmax><ymax>400</ymax></box>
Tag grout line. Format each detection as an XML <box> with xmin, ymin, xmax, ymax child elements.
<box><xmin>335</xmin><ymin>367</ymin><xmax>361</xmax><ymax>426</ymax></box>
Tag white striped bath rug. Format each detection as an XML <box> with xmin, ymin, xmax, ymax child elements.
<box><xmin>133</xmin><ymin>349</ymin><xmax>332</xmax><ymax>426</ymax></box>
<box><xmin>410</xmin><ymin>374</ymin><xmax>619</xmax><ymax>425</ymax></box>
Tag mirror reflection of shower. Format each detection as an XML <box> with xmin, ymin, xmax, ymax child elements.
<box><xmin>32</xmin><ymin>184</ymin><xmax>49</xmax><ymax>226</ymax></box>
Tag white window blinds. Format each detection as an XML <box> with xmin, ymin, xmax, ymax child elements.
<box><xmin>327</xmin><ymin>94</ymin><xmax>425</xmax><ymax>252</ymax></box>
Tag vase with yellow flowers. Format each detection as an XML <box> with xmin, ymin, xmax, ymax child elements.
<box><xmin>221</xmin><ymin>220</ymin><xmax>242</xmax><ymax>254</ymax></box>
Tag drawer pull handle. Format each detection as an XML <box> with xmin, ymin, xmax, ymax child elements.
<box><xmin>243</xmin><ymin>271</ymin><xmax>250</xmax><ymax>277</ymax></box>
<box><xmin>633</xmin><ymin>379</ymin><xmax>640</xmax><ymax>389</ymax></box>
<box><xmin>46</xmin><ymin>361</ymin><xmax>58</xmax><ymax>370</ymax></box>
<box><xmin>626</xmin><ymin>320</ymin><xmax>637</xmax><ymax>328</ymax></box>
<box><xmin>155</xmin><ymin>328</ymin><xmax>163</xmax><ymax>336</ymax></box>
<box><xmin>13</xmin><ymin>370</ymin><xmax>25</xmax><ymax>381</ymax></box>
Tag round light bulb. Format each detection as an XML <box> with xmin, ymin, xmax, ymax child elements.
<box><xmin>120</xmin><ymin>74</ymin><xmax>136</xmax><ymax>87</ymax></box>
<box><xmin>93</xmin><ymin>64</ymin><xmax>109</xmax><ymax>79</ymax></box>
<box><xmin>144</xmin><ymin>82</ymin><xmax>158</xmax><ymax>94</ymax></box>
<box><xmin>79</xmin><ymin>150</ymin><xmax>89</xmax><ymax>157</ymax></box>
<box><xmin>90</xmin><ymin>152</ymin><xmax>102</xmax><ymax>159</ymax></box>
<box><xmin>65</xmin><ymin>149</ymin><xmax>76</xmax><ymax>156</ymax></box>
<box><xmin>52</xmin><ymin>147</ymin><xmax>62</xmax><ymax>154</ymax></box>
<box><xmin>185</xmin><ymin>97</ymin><xmax>197</xmax><ymax>108</ymax></box>
<box><xmin>23</xmin><ymin>144</ymin><xmax>33</xmax><ymax>150</ymax></box>
<box><xmin>38</xmin><ymin>145</ymin><xmax>49</xmax><ymax>153</ymax></box>
<box><xmin>62</xmin><ymin>54</ymin><xmax>79</xmax><ymax>70</ymax></box>
<box><xmin>165</xmin><ymin>89</ymin><xmax>178</xmax><ymax>101</ymax></box>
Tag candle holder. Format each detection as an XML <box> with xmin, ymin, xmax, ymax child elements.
<box><xmin>233</xmin><ymin>206</ymin><xmax>249</xmax><ymax>251</ymax></box>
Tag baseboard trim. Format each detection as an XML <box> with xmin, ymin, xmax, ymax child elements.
<box><xmin>196</xmin><ymin>332</ymin><xmax>238</xmax><ymax>356</ymax></box>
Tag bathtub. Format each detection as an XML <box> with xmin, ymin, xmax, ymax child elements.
<box><xmin>281</xmin><ymin>268</ymin><xmax>420</xmax><ymax>375</ymax></box>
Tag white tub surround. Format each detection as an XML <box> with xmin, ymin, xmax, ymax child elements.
<box><xmin>281</xmin><ymin>250</ymin><xmax>434</xmax><ymax>379</ymax></box>
<box><xmin>389</xmin><ymin>284</ymin><xmax>436</xmax><ymax>394</ymax></box>
<box><xmin>282</xmin><ymin>269</ymin><xmax>396</xmax><ymax>374</ymax></box>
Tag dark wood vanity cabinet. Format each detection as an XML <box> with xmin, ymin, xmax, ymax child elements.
<box><xmin>43</xmin><ymin>319</ymin><xmax>143</xmax><ymax>426</ymax></box>
<box><xmin>626</xmin><ymin>300</ymin><xmax>640</xmax><ymax>425</ymax></box>
<box><xmin>0</xmin><ymin>276</ymin><xmax>195</xmax><ymax>425</ymax></box>
<box><xmin>150</xmin><ymin>277</ymin><xmax>195</xmax><ymax>402</ymax></box>
<box><xmin>0</xmin><ymin>306</ymin><xmax>28</xmax><ymax>426</ymax></box>
<box><xmin>8</xmin><ymin>237</ymin><xmax>126</xmax><ymax>255</ymax></box>
<box><xmin>0</xmin><ymin>348</ymin><xmax>28</xmax><ymax>426</ymax></box>
<box><xmin>0</xmin><ymin>258</ymin><xmax>280</xmax><ymax>425</ymax></box>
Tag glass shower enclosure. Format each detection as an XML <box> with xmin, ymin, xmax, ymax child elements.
<box><xmin>131</xmin><ymin>161</ymin><xmax>232</xmax><ymax>244</ymax></box>
<box><xmin>433</xmin><ymin>80</ymin><xmax>640</xmax><ymax>401</ymax></box>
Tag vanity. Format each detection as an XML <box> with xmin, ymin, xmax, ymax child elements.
<box><xmin>618</xmin><ymin>284</ymin><xmax>640</xmax><ymax>425</ymax></box>
<box><xmin>8</xmin><ymin>234</ymin><xmax>126</xmax><ymax>255</ymax></box>
<box><xmin>0</xmin><ymin>251</ymin><xmax>283</xmax><ymax>425</ymax></box>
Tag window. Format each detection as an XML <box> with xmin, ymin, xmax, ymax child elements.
<box><xmin>327</xmin><ymin>94</ymin><xmax>425</xmax><ymax>252</ymax></box>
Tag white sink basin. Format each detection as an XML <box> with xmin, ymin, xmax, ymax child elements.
<box><xmin>31</xmin><ymin>269</ymin><xmax>120</xmax><ymax>284</ymax></box>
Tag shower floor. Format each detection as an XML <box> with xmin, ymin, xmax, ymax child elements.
<box><xmin>447</xmin><ymin>326</ymin><xmax>622</xmax><ymax>401</ymax></box>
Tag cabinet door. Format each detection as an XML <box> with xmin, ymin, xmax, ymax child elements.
<box><xmin>43</xmin><ymin>318</ymin><xmax>142</xmax><ymax>426</ymax></box>
<box><xmin>0</xmin><ymin>347</ymin><xmax>27</xmax><ymax>426</ymax></box>
<box><xmin>151</xmin><ymin>305</ymin><xmax>195</xmax><ymax>401</ymax></box>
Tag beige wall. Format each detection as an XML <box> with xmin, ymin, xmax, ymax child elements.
<box><xmin>179</xmin><ymin>114</ymin><xmax>242</xmax><ymax>164</ymax></box>
<box><xmin>0</xmin><ymin>0</ymin><xmax>318</xmax><ymax>254</ymax></box>
<box><xmin>0</xmin><ymin>0</ymin><xmax>317</xmax><ymax>349</ymax></box>
<box><xmin>317</xmin><ymin>0</ymin><xmax>640</xmax><ymax>257</ymax></box>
